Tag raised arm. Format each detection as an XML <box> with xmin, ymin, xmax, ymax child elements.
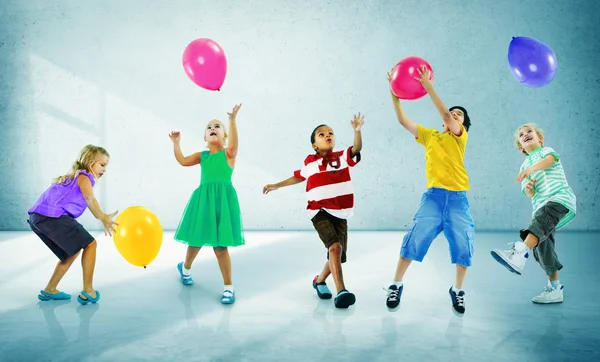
<box><xmin>413</xmin><ymin>65</ymin><xmax>462</xmax><ymax>137</ymax></box>
<box><xmin>350</xmin><ymin>112</ymin><xmax>364</xmax><ymax>157</ymax></box>
<box><xmin>388</xmin><ymin>72</ymin><xmax>418</xmax><ymax>138</ymax></box>
<box><xmin>226</xmin><ymin>103</ymin><xmax>242</xmax><ymax>159</ymax></box>
<box><xmin>169</xmin><ymin>131</ymin><xmax>200</xmax><ymax>167</ymax></box>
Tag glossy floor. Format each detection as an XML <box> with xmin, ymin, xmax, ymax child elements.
<box><xmin>0</xmin><ymin>231</ymin><xmax>598</xmax><ymax>362</ymax></box>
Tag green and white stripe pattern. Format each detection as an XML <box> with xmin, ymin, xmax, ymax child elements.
<box><xmin>520</xmin><ymin>147</ymin><xmax>577</xmax><ymax>230</ymax></box>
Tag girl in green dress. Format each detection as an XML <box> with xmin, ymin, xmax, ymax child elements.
<box><xmin>168</xmin><ymin>104</ymin><xmax>244</xmax><ymax>304</ymax></box>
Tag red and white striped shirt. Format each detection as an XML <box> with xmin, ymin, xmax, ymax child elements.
<box><xmin>293</xmin><ymin>146</ymin><xmax>361</xmax><ymax>219</ymax></box>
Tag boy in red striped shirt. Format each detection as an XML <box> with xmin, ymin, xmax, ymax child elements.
<box><xmin>263</xmin><ymin>113</ymin><xmax>365</xmax><ymax>308</ymax></box>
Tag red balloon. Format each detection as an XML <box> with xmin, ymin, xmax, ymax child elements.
<box><xmin>389</xmin><ymin>56</ymin><xmax>434</xmax><ymax>100</ymax></box>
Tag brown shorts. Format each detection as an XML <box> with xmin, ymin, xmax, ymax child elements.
<box><xmin>311</xmin><ymin>210</ymin><xmax>348</xmax><ymax>263</ymax></box>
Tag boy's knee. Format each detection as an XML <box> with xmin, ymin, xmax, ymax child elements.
<box><xmin>328</xmin><ymin>242</ymin><xmax>342</xmax><ymax>254</ymax></box>
<box><xmin>85</xmin><ymin>240</ymin><xmax>97</xmax><ymax>249</ymax></box>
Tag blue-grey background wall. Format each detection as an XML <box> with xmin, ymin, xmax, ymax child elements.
<box><xmin>1</xmin><ymin>0</ymin><xmax>598</xmax><ymax>231</ymax></box>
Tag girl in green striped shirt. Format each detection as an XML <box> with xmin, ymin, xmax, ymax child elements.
<box><xmin>491</xmin><ymin>123</ymin><xmax>576</xmax><ymax>304</ymax></box>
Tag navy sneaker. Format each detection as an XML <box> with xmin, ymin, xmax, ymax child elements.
<box><xmin>449</xmin><ymin>287</ymin><xmax>465</xmax><ymax>316</ymax></box>
<box><xmin>385</xmin><ymin>284</ymin><xmax>403</xmax><ymax>312</ymax></box>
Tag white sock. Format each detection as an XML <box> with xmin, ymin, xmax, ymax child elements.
<box><xmin>392</xmin><ymin>281</ymin><xmax>403</xmax><ymax>288</ymax></box>
<box><xmin>183</xmin><ymin>266</ymin><xmax>192</xmax><ymax>275</ymax></box>
<box><xmin>224</xmin><ymin>285</ymin><xmax>234</xmax><ymax>292</ymax></box>
<box><xmin>550</xmin><ymin>279</ymin><xmax>560</xmax><ymax>288</ymax></box>
<box><xmin>452</xmin><ymin>286</ymin><xmax>463</xmax><ymax>293</ymax></box>
<box><xmin>514</xmin><ymin>241</ymin><xmax>530</xmax><ymax>252</ymax></box>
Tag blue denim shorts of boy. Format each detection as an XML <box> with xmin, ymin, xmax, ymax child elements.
<box><xmin>400</xmin><ymin>187</ymin><xmax>475</xmax><ymax>266</ymax></box>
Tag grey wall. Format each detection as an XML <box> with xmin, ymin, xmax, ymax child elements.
<box><xmin>1</xmin><ymin>0</ymin><xmax>599</xmax><ymax>231</ymax></box>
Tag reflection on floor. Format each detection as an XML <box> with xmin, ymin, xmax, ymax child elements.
<box><xmin>0</xmin><ymin>231</ymin><xmax>598</xmax><ymax>361</ymax></box>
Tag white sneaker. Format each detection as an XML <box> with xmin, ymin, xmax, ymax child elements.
<box><xmin>532</xmin><ymin>284</ymin><xmax>564</xmax><ymax>304</ymax></box>
<box><xmin>490</xmin><ymin>242</ymin><xmax>529</xmax><ymax>275</ymax></box>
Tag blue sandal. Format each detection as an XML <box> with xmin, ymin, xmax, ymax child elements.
<box><xmin>38</xmin><ymin>290</ymin><xmax>71</xmax><ymax>301</ymax></box>
<box><xmin>221</xmin><ymin>289</ymin><xmax>235</xmax><ymax>304</ymax></box>
<box><xmin>77</xmin><ymin>290</ymin><xmax>100</xmax><ymax>305</ymax></box>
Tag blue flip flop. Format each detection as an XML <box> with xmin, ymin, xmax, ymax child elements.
<box><xmin>77</xmin><ymin>290</ymin><xmax>100</xmax><ymax>305</ymax></box>
<box><xmin>38</xmin><ymin>290</ymin><xmax>71</xmax><ymax>301</ymax></box>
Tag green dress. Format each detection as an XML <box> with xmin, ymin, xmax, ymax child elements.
<box><xmin>174</xmin><ymin>149</ymin><xmax>245</xmax><ymax>247</ymax></box>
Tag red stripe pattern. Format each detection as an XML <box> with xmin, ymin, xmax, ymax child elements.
<box><xmin>293</xmin><ymin>146</ymin><xmax>361</xmax><ymax>219</ymax></box>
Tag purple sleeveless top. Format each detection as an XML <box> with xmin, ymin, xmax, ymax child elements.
<box><xmin>28</xmin><ymin>170</ymin><xmax>96</xmax><ymax>219</ymax></box>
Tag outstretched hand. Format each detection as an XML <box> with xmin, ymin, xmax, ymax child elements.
<box><xmin>227</xmin><ymin>103</ymin><xmax>242</xmax><ymax>120</ymax></box>
<box><xmin>413</xmin><ymin>65</ymin><xmax>433</xmax><ymax>88</ymax></box>
<box><xmin>262</xmin><ymin>184</ymin><xmax>278</xmax><ymax>194</ymax></box>
<box><xmin>351</xmin><ymin>112</ymin><xmax>365</xmax><ymax>132</ymax></box>
<box><xmin>102</xmin><ymin>211</ymin><xmax>119</xmax><ymax>237</ymax></box>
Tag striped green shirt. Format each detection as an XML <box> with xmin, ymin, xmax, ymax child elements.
<box><xmin>520</xmin><ymin>147</ymin><xmax>576</xmax><ymax>230</ymax></box>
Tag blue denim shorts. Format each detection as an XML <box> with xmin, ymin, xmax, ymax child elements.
<box><xmin>400</xmin><ymin>188</ymin><xmax>475</xmax><ymax>266</ymax></box>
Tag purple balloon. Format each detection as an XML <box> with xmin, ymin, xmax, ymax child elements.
<box><xmin>508</xmin><ymin>36</ymin><xmax>558</xmax><ymax>88</ymax></box>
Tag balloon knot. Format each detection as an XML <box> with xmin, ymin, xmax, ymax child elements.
<box><xmin>217</xmin><ymin>89</ymin><xmax>220</xmax><ymax>92</ymax></box>
<box><xmin>143</xmin><ymin>266</ymin><xmax>147</xmax><ymax>269</ymax></box>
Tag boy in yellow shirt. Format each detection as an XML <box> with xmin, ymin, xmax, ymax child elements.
<box><xmin>386</xmin><ymin>66</ymin><xmax>474</xmax><ymax>317</ymax></box>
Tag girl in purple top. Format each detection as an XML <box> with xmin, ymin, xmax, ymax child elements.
<box><xmin>28</xmin><ymin>145</ymin><xmax>118</xmax><ymax>305</ymax></box>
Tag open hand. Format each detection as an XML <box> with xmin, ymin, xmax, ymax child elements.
<box><xmin>413</xmin><ymin>65</ymin><xmax>433</xmax><ymax>88</ymax></box>
<box><xmin>227</xmin><ymin>103</ymin><xmax>242</xmax><ymax>120</ymax></box>
<box><xmin>102</xmin><ymin>211</ymin><xmax>119</xmax><ymax>237</ymax></box>
<box><xmin>351</xmin><ymin>112</ymin><xmax>365</xmax><ymax>132</ymax></box>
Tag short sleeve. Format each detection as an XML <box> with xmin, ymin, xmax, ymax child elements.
<box><xmin>541</xmin><ymin>147</ymin><xmax>560</xmax><ymax>162</ymax></box>
<box><xmin>293</xmin><ymin>169</ymin><xmax>306</xmax><ymax>181</ymax></box>
<box><xmin>76</xmin><ymin>169</ymin><xmax>95</xmax><ymax>187</ymax></box>
<box><xmin>451</xmin><ymin>122</ymin><xmax>468</xmax><ymax>143</ymax></box>
<box><xmin>345</xmin><ymin>146</ymin><xmax>361</xmax><ymax>167</ymax></box>
<box><xmin>416</xmin><ymin>124</ymin><xmax>434</xmax><ymax>146</ymax></box>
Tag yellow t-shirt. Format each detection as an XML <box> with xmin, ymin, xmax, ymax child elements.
<box><xmin>416</xmin><ymin>123</ymin><xmax>470</xmax><ymax>191</ymax></box>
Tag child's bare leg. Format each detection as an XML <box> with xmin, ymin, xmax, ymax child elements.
<box><xmin>184</xmin><ymin>246</ymin><xmax>201</xmax><ymax>269</ymax></box>
<box><xmin>455</xmin><ymin>264</ymin><xmax>468</xmax><ymax>289</ymax></box>
<box><xmin>81</xmin><ymin>241</ymin><xmax>97</xmax><ymax>298</ymax></box>
<box><xmin>393</xmin><ymin>257</ymin><xmax>413</xmax><ymax>282</ymax></box>
<box><xmin>523</xmin><ymin>233</ymin><xmax>539</xmax><ymax>250</ymax></box>
<box><xmin>317</xmin><ymin>261</ymin><xmax>331</xmax><ymax>283</ymax></box>
<box><xmin>549</xmin><ymin>271</ymin><xmax>559</xmax><ymax>281</ymax></box>
<box><xmin>328</xmin><ymin>242</ymin><xmax>345</xmax><ymax>293</ymax></box>
<box><xmin>214</xmin><ymin>247</ymin><xmax>232</xmax><ymax>285</ymax></box>
<box><xmin>43</xmin><ymin>251</ymin><xmax>80</xmax><ymax>295</ymax></box>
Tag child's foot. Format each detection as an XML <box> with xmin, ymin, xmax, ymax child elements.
<box><xmin>177</xmin><ymin>262</ymin><xmax>194</xmax><ymax>285</ymax></box>
<box><xmin>221</xmin><ymin>289</ymin><xmax>235</xmax><ymax>304</ymax></box>
<box><xmin>490</xmin><ymin>242</ymin><xmax>529</xmax><ymax>275</ymax></box>
<box><xmin>77</xmin><ymin>290</ymin><xmax>100</xmax><ymax>305</ymax></box>
<box><xmin>449</xmin><ymin>287</ymin><xmax>466</xmax><ymax>317</ymax></box>
<box><xmin>334</xmin><ymin>290</ymin><xmax>356</xmax><ymax>309</ymax></box>
<box><xmin>38</xmin><ymin>290</ymin><xmax>71</xmax><ymax>301</ymax></box>
<box><xmin>532</xmin><ymin>284</ymin><xmax>564</xmax><ymax>304</ymax></box>
<box><xmin>312</xmin><ymin>275</ymin><xmax>332</xmax><ymax>299</ymax></box>
<box><xmin>384</xmin><ymin>284</ymin><xmax>403</xmax><ymax>312</ymax></box>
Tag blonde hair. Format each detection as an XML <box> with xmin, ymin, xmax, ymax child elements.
<box><xmin>514</xmin><ymin>123</ymin><xmax>544</xmax><ymax>155</ymax></box>
<box><xmin>52</xmin><ymin>145</ymin><xmax>110</xmax><ymax>185</ymax></box>
<box><xmin>205</xmin><ymin>119</ymin><xmax>228</xmax><ymax>144</ymax></box>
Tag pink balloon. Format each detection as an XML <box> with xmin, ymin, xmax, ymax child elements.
<box><xmin>389</xmin><ymin>56</ymin><xmax>434</xmax><ymax>100</ymax></box>
<box><xmin>182</xmin><ymin>38</ymin><xmax>227</xmax><ymax>91</ymax></box>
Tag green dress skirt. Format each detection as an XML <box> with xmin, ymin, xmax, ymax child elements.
<box><xmin>174</xmin><ymin>149</ymin><xmax>245</xmax><ymax>247</ymax></box>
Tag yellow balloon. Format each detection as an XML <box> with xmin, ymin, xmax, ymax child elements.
<box><xmin>113</xmin><ymin>206</ymin><xmax>163</xmax><ymax>268</ymax></box>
